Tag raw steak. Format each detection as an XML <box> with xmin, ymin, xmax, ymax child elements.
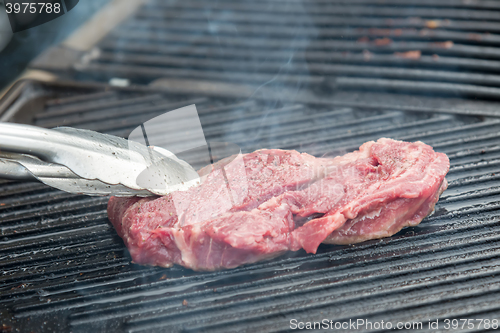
<box><xmin>107</xmin><ymin>139</ymin><xmax>449</xmax><ymax>271</ymax></box>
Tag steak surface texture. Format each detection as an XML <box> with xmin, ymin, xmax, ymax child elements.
<box><xmin>107</xmin><ymin>139</ymin><xmax>449</xmax><ymax>271</ymax></box>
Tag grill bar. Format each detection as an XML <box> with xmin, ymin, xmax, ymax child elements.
<box><xmin>99</xmin><ymin>42</ymin><xmax>500</xmax><ymax>74</ymax></box>
<box><xmin>124</xmin><ymin>20</ymin><xmax>500</xmax><ymax>45</ymax></box>
<box><xmin>146</xmin><ymin>2</ymin><xmax>500</xmax><ymax>21</ymax></box>
<box><xmin>137</xmin><ymin>9</ymin><xmax>500</xmax><ymax>33</ymax></box>
<box><xmin>102</xmin><ymin>32</ymin><xmax>500</xmax><ymax>59</ymax></box>
<box><xmin>95</xmin><ymin>52</ymin><xmax>500</xmax><ymax>88</ymax></box>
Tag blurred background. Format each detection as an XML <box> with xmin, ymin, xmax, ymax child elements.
<box><xmin>3</xmin><ymin>0</ymin><xmax>500</xmax><ymax>114</ymax></box>
<box><xmin>0</xmin><ymin>0</ymin><xmax>108</xmax><ymax>89</ymax></box>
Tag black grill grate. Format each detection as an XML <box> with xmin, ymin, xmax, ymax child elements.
<box><xmin>4</xmin><ymin>0</ymin><xmax>500</xmax><ymax>331</ymax></box>
<box><xmin>0</xmin><ymin>81</ymin><xmax>499</xmax><ymax>332</ymax></box>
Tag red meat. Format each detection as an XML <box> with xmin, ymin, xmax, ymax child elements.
<box><xmin>107</xmin><ymin>139</ymin><xmax>449</xmax><ymax>271</ymax></box>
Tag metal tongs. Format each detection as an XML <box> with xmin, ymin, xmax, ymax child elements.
<box><xmin>0</xmin><ymin>123</ymin><xmax>201</xmax><ymax>197</ymax></box>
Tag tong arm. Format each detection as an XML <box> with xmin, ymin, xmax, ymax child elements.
<box><xmin>0</xmin><ymin>123</ymin><xmax>200</xmax><ymax>196</ymax></box>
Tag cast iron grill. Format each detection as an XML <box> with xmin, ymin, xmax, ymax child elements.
<box><xmin>2</xmin><ymin>0</ymin><xmax>500</xmax><ymax>332</ymax></box>
<box><xmin>0</xmin><ymin>80</ymin><xmax>499</xmax><ymax>333</ymax></box>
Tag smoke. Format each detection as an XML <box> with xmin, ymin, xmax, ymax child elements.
<box><xmin>206</xmin><ymin>0</ymin><xmax>319</xmax><ymax>152</ymax></box>
<box><xmin>120</xmin><ymin>0</ymin><xmax>318</xmax><ymax>152</ymax></box>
